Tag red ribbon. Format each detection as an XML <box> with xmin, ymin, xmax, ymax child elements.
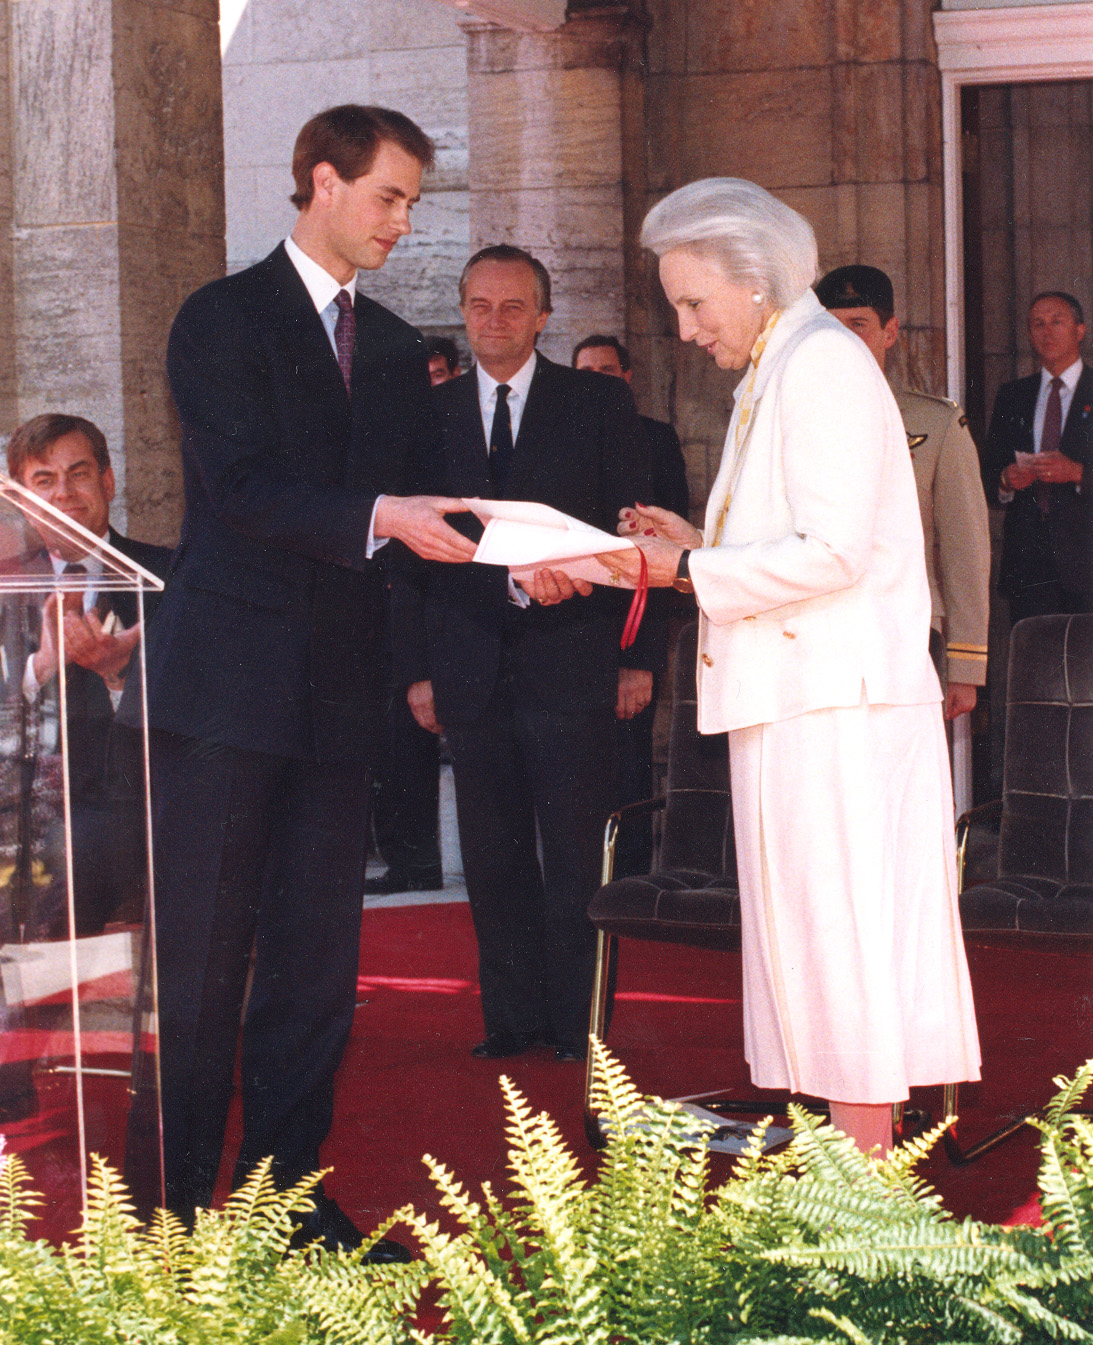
<box><xmin>619</xmin><ymin>547</ymin><xmax>648</xmax><ymax>650</ymax></box>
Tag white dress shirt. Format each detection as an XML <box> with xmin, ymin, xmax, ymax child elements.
<box><xmin>284</xmin><ymin>235</ymin><xmax>386</xmax><ymax>555</ymax></box>
<box><xmin>23</xmin><ymin>542</ymin><xmax>114</xmax><ymax>702</ymax></box>
<box><xmin>475</xmin><ymin>351</ymin><xmax>537</xmax><ymax>451</ymax></box>
<box><xmin>475</xmin><ymin>352</ymin><xmax>538</xmax><ymax>605</ymax></box>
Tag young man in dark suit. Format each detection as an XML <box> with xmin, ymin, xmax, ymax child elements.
<box><xmin>393</xmin><ymin>246</ymin><xmax>656</xmax><ymax>1063</ymax></box>
<box><xmin>982</xmin><ymin>291</ymin><xmax>1093</xmax><ymax>621</ymax></box>
<box><xmin>143</xmin><ymin>105</ymin><xmax>475</xmax><ymax>1252</ymax></box>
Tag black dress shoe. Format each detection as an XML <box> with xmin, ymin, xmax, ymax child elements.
<box><xmin>470</xmin><ymin>1030</ymin><xmax>541</xmax><ymax>1059</ymax></box>
<box><xmin>363</xmin><ymin>867</ymin><xmax>443</xmax><ymax>895</ymax></box>
<box><xmin>290</xmin><ymin>1191</ymin><xmax>412</xmax><ymax>1262</ymax></box>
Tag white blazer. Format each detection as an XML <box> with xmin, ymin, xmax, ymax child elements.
<box><xmin>689</xmin><ymin>290</ymin><xmax>941</xmax><ymax>734</ymax></box>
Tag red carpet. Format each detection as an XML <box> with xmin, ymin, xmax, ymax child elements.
<box><xmin>5</xmin><ymin>900</ymin><xmax>1091</xmax><ymax>1245</ymax></box>
<box><xmin>233</xmin><ymin>904</ymin><xmax>1093</xmax><ymax>1238</ymax></box>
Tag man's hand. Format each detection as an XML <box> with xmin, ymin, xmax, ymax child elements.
<box><xmin>616</xmin><ymin>668</ymin><xmax>653</xmax><ymax>720</ymax></box>
<box><xmin>1031</xmin><ymin>451</ymin><xmax>1083</xmax><ymax>485</ymax></box>
<box><xmin>30</xmin><ymin>593</ymin><xmax>63</xmax><ymax>687</ymax></box>
<box><xmin>373</xmin><ymin>496</ymin><xmax>478</xmax><ymax>563</ymax></box>
<box><xmin>619</xmin><ymin>503</ymin><xmax>702</xmax><ymax>549</ymax></box>
<box><xmin>518</xmin><ymin>569</ymin><xmax>593</xmax><ymax>605</ymax></box>
<box><xmin>944</xmin><ymin>682</ymin><xmax>978</xmax><ymax>721</ymax></box>
<box><xmin>62</xmin><ymin>610</ymin><xmax>142</xmax><ymax>687</ymax></box>
<box><xmin>1001</xmin><ymin>459</ymin><xmax>1036</xmax><ymax>491</ymax></box>
<box><xmin>595</xmin><ymin>538</ymin><xmax>683</xmax><ymax>588</ymax></box>
<box><xmin>407</xmin><ymin>680</ymin><xmax>442</xmax><ymax>734</ymax></box>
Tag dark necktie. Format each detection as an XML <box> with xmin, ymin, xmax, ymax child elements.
<box><xmin>333</xmin><ymin>290</ymin><xmax>355</xmax><ymax>394</ymax></box>
<box><xmin>489</xmin><ymin>384</ymin><xmax>514</xmax><ymax>490</ymax></box>
<box><xmin>1037</xmin><ymin>374</ymin><xmax>1063</xmax><ymax>514</ymax></box>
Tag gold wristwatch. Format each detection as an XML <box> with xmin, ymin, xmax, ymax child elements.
<box><xmin>673</xmin><ymin>549</ymin><xmax>695</xmax><ymax>595</ymax></box>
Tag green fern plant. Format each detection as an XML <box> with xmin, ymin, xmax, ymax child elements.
<box><xmin>2</xmin><ymin>1050</ymin><xmax>1093</xmax><ymax>1343</ymax></box>
<box><xmin>397</xmin><ymin>1042</ymin><xmax>1093</xmax><ymax>1344</ymax></box>
<box><xmin>0</xmin><ymin>1152</ymin><xmax>429</xmax><ymax>1343</ymax></box>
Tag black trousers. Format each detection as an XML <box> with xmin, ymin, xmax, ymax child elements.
<box><xmin>444</xmin><ymin>676</ymin><xmax>616</xmax><ymax>1051</ymax></box>
<box><xmin>149</xmin><ymin>730</ymin><xmax>371</xmax><ymax>1220</ymax></box>
<box><xmin>372</xmin><ymin>688</ymin><xmax>441</xmax><ymax>879</ymax></box>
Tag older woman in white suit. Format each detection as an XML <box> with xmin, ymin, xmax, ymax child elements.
<box><xmin>601</xmin><ymin>179</ymin><xmax>980</xmax><ymax>1153</ymax></box>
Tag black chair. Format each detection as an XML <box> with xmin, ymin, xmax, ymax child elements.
<box><xmin>946</xmin><ymin>613</ymin><xmax>1093</xmax><ymax>1162</ymax></box>
<box><xmin>584</xmin><ymin>622</ymin><xmax>755</xmax><ymax>1146</ymax></box>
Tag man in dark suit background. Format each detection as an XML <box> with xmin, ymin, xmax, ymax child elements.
<box><xmin>143</xmin><ymin>105</ymin><xmax>475</xmax><ymax>1252</ymax></box>
<box><xmin>982</xmin><ymin>291</ymin><xmax>1093</xmax><ymax>621</ymax></box>
<box><xmin>365</xmin><ymin>342</ymin><xmax>464</xmax><ymax>896</ymax></box>
<box><xmin>7</xmin><ymin>413</ymin><xmax>171</xmax><ymax>937</ymax></box>
<box><xmin>571</xmin><ymin>334</ymin><xmax>690</xmax><ymax>520</ymax></box>
<box><xmin>570</xmin><ymin>333</ymin><xmax>688</xmax><ymax>876</ymax></box>
<box><xmin>393</xmin><ymin>246</ymin><xmax>656</xmax><ymax>1062</ymax></box>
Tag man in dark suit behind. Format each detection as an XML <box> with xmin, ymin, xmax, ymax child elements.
<box><xmin>393</xmin><ymin>246</ymin><xmax>656</xmax><ymax>1062</ymax></box>
<box><xmin>982</xmin><ymin>291</ymin><xmax>1093</xmax><ymax>621</ymax></box>
<box><xmin>6</xmin><ymin>413</ymin><xmax>171</xmax><ymax>938</ymax></box>
<box><xmin>142</xmin><ymin>105</ymin><xmax>475</xmax><ymax>1251</ymax></box>
<box><xmin>571</xmin><ymin>333</ymin><xmax>689</xmax><ymax>876</ymax></box>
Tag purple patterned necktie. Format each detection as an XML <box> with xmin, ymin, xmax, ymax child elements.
<box><xmin>1037</xmin><ymin>375</ymin><xmax>1063</xmax><ymax>514</ymax></box>
<box><xmin>333</xmin><ymin>290</ymin><xmax>355</xmax><ymax>394</ymax></box>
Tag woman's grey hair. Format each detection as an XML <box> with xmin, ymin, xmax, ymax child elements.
<box><xmin>640</xmin><ymin>178</ymin><xmax>818</xmax><ymax>310</ymax></box>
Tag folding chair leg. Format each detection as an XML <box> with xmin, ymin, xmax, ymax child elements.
<box><xmin>583</xmin><ymin>930</ymin><xmax>614</xmax><ymax>1148</ymax></box>
<box><xmin>941</xmin><ymin>1081</ymin><xmax>1039</xmax><ymax>1165</ymax></box>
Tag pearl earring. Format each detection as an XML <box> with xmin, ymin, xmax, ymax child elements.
<box><xmin>752</xmin><ymin>292</ymin><xmax>765</xmax><ymax>306</ymax></box>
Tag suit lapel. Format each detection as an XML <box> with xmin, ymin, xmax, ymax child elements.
<box><xmin>446</xmin><ymin>373</ymin><xmax>492</xmax><ymax>496</ymax></box>
<box><xmin>262</xmin><ymin>245</ymin><xmax>352</xmax><ymax>447</ymax></box>
<box><xmin>1062</xmin><ymin>365</ymin><xmax>1093</xmax><ymax>455</ymax></box>
<box><xmin>504</xmin><ymin>355</ymin><xmax>553</xmax><ymax>500</ymax></box>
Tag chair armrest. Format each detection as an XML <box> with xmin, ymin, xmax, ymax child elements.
<box><xmin>601</xmin><ymin>796</ymin><xmax>667</xmax><ymax>885</ymax></box>
<box><xmin>955</xmin><ymin>799</ymin><xmax>1002</xmax><ymax>893</ymax></box>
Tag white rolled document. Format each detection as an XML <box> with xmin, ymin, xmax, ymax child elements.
<box><xmin>464</xmin><ymin>497</ymin><xmax>640</xmax><ymax>588</ymax></box>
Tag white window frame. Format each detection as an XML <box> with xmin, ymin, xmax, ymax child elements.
<box><xmin>933</xmin><ymin>2</ymin><xmax>1093</xmax><ymax>400</ymax></box>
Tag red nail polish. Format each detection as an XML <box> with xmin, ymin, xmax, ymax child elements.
<box><xmin>644</xmin><ymin>528</ymin><xmax>655</xmax><ymax>536</ymax></box>
<box><xmin>635</xmin><ymin>502</ymin><xmax>645</xmax><ymax>509</ymax></box>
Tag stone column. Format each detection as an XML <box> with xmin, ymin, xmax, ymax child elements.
<box><xmin>462</xmin><ymin>3</ymin><xmax>646</xmax><ymax>365</ymax></box>
<box><xmin>638</xmin><ymin>0</ymin><xmax>949</xmax><ymax>509</ymax></box>
<box><xmin>1</xmin><ymin>0</ymin><xmax>224</xmax><ymax>543</ymax></box>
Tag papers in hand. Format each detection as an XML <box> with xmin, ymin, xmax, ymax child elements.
<box><xmin>464</xmin><ymin>498</ymin><xmax>638</xmax><ymax>588</ymax></box>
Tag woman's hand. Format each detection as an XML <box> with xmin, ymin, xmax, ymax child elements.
<box><xmin>618</xmin><ymin>503</ymin><xmax>702</xmax><ymax>549</ymax></box>
<box><xmin>595</xmin><ymin>537</ymin><xmax>684</xmax><ymax>588</ymax></box>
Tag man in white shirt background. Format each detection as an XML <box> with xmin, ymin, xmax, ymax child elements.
<box><xmin>982</xmin><ymin>291</ymin><xmax>1093</xmax><ymax>622</ymax></box>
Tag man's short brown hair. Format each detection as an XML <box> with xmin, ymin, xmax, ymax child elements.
<box><xmin>290</xmin><ymin>105</ymin><xmax>435</xmax><ymax>210</ymax></box>
<box><xmin>7</xmin><ymin>413</ymin><xmax>111</xmax><ymax>480</ymax></box>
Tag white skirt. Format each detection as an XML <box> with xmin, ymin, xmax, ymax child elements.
<box><xmin>728</xmin><ymin>699</ymin><xmax>981</xmax><ymax>1104</ymax></box>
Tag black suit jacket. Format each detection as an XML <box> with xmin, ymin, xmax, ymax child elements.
<box><xmin>392</xmin><ymin>356</ymin><xmax>657</xmax><ymax>725</ymax></box>
<box><xmin>982</xmin><ymin>366</ymin><xmax>1093</xmax><ymax>597</ymax></box>
<box><xmin>640</xmin><ymin>414</ymin><xmax>690</xmax><ymax>520</ymax></box>
<box><xmin>142</xmin><ymin>244</ymin><xmax>437</xmax><ymax>763</ymax></box>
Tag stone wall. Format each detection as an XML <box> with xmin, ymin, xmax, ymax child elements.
<box><xmin>222</xmin><ymin>0</ymin><xmax>470</xmax><ymax>345</ymax></box>
<box><xmin>0</xmin><ymin>0</ymin><xmax>223</xmax><ymax>544</ymax></box>
<box><xmin>634</xmin><ymin>0</ymin><xmax>948</xmax><ymax>517</ymax></box>
<box><xmin>463</xmin><ymin>6</ymin><xmax>645</xmax><ymax>367</ymax></box>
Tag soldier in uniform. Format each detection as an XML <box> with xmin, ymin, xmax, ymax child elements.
<box><xmin>816</xmin><ymin>265</ymin><xmax>990</xmax><ymax>721</ymax></box>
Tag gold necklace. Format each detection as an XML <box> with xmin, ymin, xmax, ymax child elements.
<box><xmin>710</xmin><ymin>309</ymin><xmax>781</xmax><ymax>546</ymax></box>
